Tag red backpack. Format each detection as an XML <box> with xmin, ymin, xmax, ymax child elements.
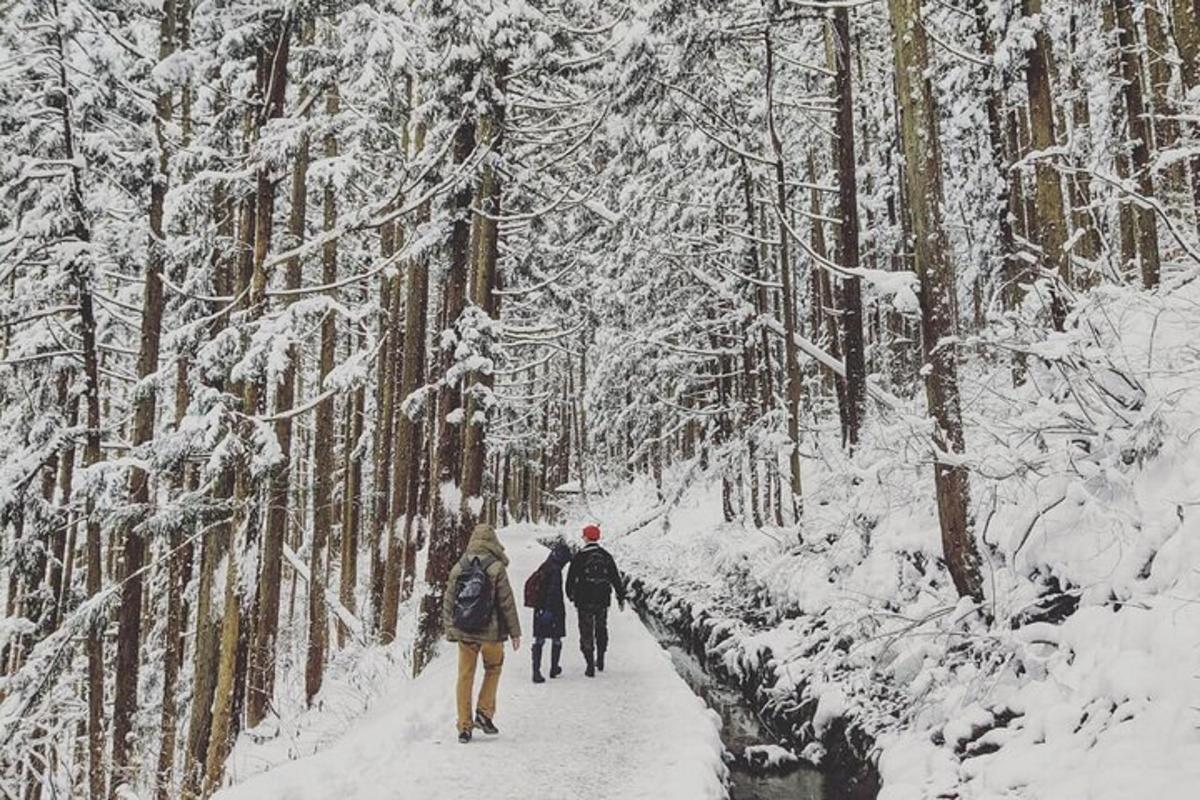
<box><xmin>523</xmin><ymin>566</ymin><xmax>545</xmax><ymax>609</ymax></box>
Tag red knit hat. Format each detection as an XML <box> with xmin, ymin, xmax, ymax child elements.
<box><xmin>582</xmin><ymin>524</ymin><xmax>601</xmax><ymax>542</ymax></box>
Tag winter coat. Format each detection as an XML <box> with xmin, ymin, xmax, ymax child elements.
<box><xmin>532</xmin><ymin>543</ymin><xmax>571</xmax><ymax>639</ymax></box>
<box><xmin>442</xmin><ymin>523</ymin><xmax>522</xmax><ymax>644</ymax></box>
<box><xmin>566</xmin><ymin>543</ymin><xmax>626</xmax><ymax>609</ymax></box>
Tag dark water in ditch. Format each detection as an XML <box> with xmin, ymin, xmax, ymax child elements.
<box><xmin>639</xmin><ymin>612</ymin><xmax>871</xmax><ymax>800</ymax></box>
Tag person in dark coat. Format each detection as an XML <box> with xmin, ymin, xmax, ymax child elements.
<box><xmin>565</xmin><ymin>524</ymin><xmax>626</xmax><ymax>677</ymax></box>
<box><xmin>530</xmin><ymin>541</ymin><xmax>572</xmax><ymax>683</ymax></box>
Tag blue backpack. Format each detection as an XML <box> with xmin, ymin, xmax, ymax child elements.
<box><xmin>453</xmin><ymin>555</ymin><xmax>497</xmax><ymax>632</ymax></box>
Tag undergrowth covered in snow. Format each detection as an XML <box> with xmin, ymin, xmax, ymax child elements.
<box><xmin>564</xmin><ymin>281</ymin><xmax>1200</xmax><ymax>800</ymax></box>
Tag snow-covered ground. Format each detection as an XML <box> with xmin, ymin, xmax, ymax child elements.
<box><xmin>558</xmin><ymin>282</ymin><xmax>1200</xmax><ymax>800</ymax></box>
<box><xmin>215</xmin><ymin>525</ymin><xmax>727</xmax><ymax>800</ymax></box>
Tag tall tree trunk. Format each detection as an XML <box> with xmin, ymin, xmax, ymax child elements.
<box><xmin>180</xmin><ymin>185</ymin><xmax>234</xmax><ymax>800</ymax></box>
<box><xmin>1145</xmin><ymin>1</ymin><xmax>1183</xmax><ymax>191</ymax></box>
<box><xmin>307</xmin><ymin>82</ymin><xmax>339</xmax><ymax>705</ymax></box>
<box><xmin>380</xmin><ymin>113</ymin><xmax>429</xmax><ymax>641</ymax></box>
<box><xmin>110</xmin><ymin>4</ymin><xmax>175</xmax><ymax>789</ymax></box>
<box><xmin>1114</xmin><ymin>0</ymin><xmax>1163</xmax><ymax>288</ymax></box>
<box><xmin>412</xmin><ymin>99</ymin><xmax>475</xmax><ymax>671</ymax></box>
<box><xmin>831</xmin><ymin>5</ymin><xmax>866</xmax><ymax>450</ymax></box>
<box><xmin>249</xmin><ymin>17</ymin><xmax>312</xmax><ymax>727</ymax></box>
<box><xmin>46</xmin><ymin>376</ymin><xmax>77</xmax><ymax>632</ymax></box>
<box><xmin>460</xmin><ymin>72</ymin><xmax>505</xmax><ymax>537</ymax></box>
<box><xmin>1023</xmin><ymin>0</ymin><xmax>1071</xmax><ymax>329</ymax></box>
<box><xmin>368</xmin><ymin>244</ymin><xmax>396</xmax><ymax>633</ymax></box>
<box><xmin>52</xmin><ymin>10</ymin><xmax>106</xmax><ymax>792</ymax></box>
<box><xmin>156</xmin><ymin>3</ymin><xmax>193</xmax><ymax>794</ymax></box>
<box><xmin>764</xmin><ymin>25</ymin><xmax>803</xmax><ymax>528</ymax></box>
<box><xmin>205</xmin><ymin>17</ymin><xmax>290</xmax><ymax>792</ymax></box>
<box><xmin>1170</xmin><ymin>0</ymin><xmax>1200</xmax><ymax>230</ymax></box>
<box><xmin>338</xmin><ymin>333</ymin><xmax>364</xmax><ymax>648</ymax></box>
<box><xmin>975</xmin><ymin>4</ymin><xmax>1020</xmax><ymax>312</ymax></box>
<box><xmin>887</xmin><ymin>0</ymin><xmax>985</xmax><ymax>600</ymax></box>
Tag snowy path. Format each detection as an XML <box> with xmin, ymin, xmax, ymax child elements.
<box><xmin>216</xmin><ymin>526</ymin><xmax>728</xmax><ymax>800</ymax></box>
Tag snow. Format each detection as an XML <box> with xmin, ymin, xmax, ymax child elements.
<box><xmin>215</xmin><ymin>525</ymin><xmax>728</xmax><ymax>800</ymax></box>
<box><xmin>550</xmin><ymin>269</ymin><xmax>1200</xmax><ymax>797</ymax></box>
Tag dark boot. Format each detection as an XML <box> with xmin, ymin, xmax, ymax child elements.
<box><xmin>596</xmin><ymin>650</ymin><xmax>605</xmax><ymax>672</ymax></box>
<box><xmin>549</xmin><ymin>642</ymin><xmax>563</xmax><ymax>678</ymax></box>
<box><xmin>584</xmin><ymin>650</ymin><xmax>595</xmax><ymax>678</ymax></box>
<box><xmin>474</xmin><ymin>711</ymin><xmax>499</xmax><ymax>735</ymax></box>
<box><xmin>532</xmin><ymin>641</ymin><xmax>545</xmax><ymax>684</ymax></box>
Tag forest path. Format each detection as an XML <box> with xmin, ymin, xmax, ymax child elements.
<box><xmin>215</xmin><ymin>525</ymin><xmax>727</xmax><ymax>800</ymax></box>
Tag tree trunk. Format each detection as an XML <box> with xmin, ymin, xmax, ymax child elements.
<box><xmin>1114</xmin><ymin>0</ymin><xmax>1163</xmax><ymax>288</ymax></box>
<box><xmin>205</xmin><ymin>17</ymin><xmax>290</xmax><ymax>791</ymax></box>
<box><xmin>380</xmin><ymin>114</ymin><xmax>430</xmax><ymax>640</ymax></box>
<box><xmin>249</xmin><ymin>17</ymin><xmax>312</xmax><ymax>727</ymax></box>
<box><xmin>1170</xmin><ymin>0</ymin><xmax>1200</xmax><ymax>230</ymax></box>
<box><xmin>1145</xmin><ymin>1</ymin><xmax>1183</xmax><ymax>192</ymax></box>
<box><xmin>180</xmin><ymin>185</ymin><xmax>234</xmax><ymax>800</ymax></box>
<box><xmin>308</xmin><ymin>82</ymin><xmax>339</xmax><ymax>705</ymax></box>
<box><xmin>1023</xmin><ymin>0</ymin><xmax>1071</xmax><ymax>329</ymax></box>
<box><xmin>413</xmin><ymin>101</ymin><xmax>475</xmax><ymax>671</ymax></box>
<box><xmin>975</xmin><ymin>4</ymin><xmax>1020</xmax><ymax>312</ymax></box>
<box><xmin>460</xmin><ymin>73</ymin><xmax>505</xmax><ymax>538</ymax></box>
<box><xmin>51</xmin><ymin>9</ymin><xmax>106</xmax><ymax>791</ymax></box>
<box><xmin>831</xmin><ymin>5</ymin><xmax>866</xmax><ymax>450</ymax></box>
<box><xmin>110</xmin><ymin>4</ymin><xmax>175</xmax><ymax>787</ymax></box>
<box><xmin>338</xmin><ymin>333</ymin><xmax>364</xmax><ymax>648</ymax></box>
<box><xmin>764</xmin><ymin>25</ymin><xmax>803</xmax><ymax>528</ymax></box>
<box><xmin>368</xmin><ymin>245</ymin><xmax>396</xmax><ymax>633</ymax></box>
<box><xmin>887</xmin><ymin>0</ymin><xmax>985</xmax><ymax>600</ymax></box>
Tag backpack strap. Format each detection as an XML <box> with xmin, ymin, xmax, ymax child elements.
<box><xmin>461</xmin><ymin>553</ymin><xmax>497</xmax><ymax>571</ymax></box>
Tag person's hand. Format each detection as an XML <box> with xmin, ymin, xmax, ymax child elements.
<box><xmin>511</xmin><ymin>637</ymin><xmax>521</xmax><ymax>651</ymax></box>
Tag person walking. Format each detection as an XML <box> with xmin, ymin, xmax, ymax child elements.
<box><xmin>441</xmin><ymin>522</ymin><xmax>522</xmax><ymax>744</ymax></box>
<box><xmin>525</xmin><ymin>541</ymin><xmax>572</xmax><ymax>683</ymax></box>
<box><xmin>565</xmin><ymin>524</ymin><xmax>626</xmax><ymax>677</ymax></box>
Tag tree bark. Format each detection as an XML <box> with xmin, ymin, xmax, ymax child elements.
<box><xmin>412</xmin><ymin>97</ymin><xmax>475</xmax><ymax>670</ymax></box>
<box><xmin>249</xmin><ymin>17</ymin><xmax>312</xmax><ymax>728</ymax></box>
<box><xmin>831</xmin><ymin>4</ymin><xmax>866</xmax><ymax>450</ymax></box>
<box><xmin>764</xmin><ymin>25</ymin><xmax>803</xmax><ymax>528</ymax></box>
<box><xmin>110</xmin><ymin>3</ymin><xmax>175</xmax><ymax>788</ymax></box>
<box><xmin>205</xmin><ymin>16</ymin><xmax>290</xmax><ymax>791</ymax></box>
<box><xmin>1023</xmin><ymin>0</ymin><xmax>1071</xmax><ymax>328</ymax></box>
<box><xmin>887</xmin><ymin>0</ymin><xmax>985</xmax><ymax>600</ymax></box>
<box><xmin>380</xmin><ymin>115</ymin><xmax>429</xmax><ymax>641</ymax></box>
<box><xmin>307</xmin><ymin>82</ymin><xmax>339</xmax><ymax>705</ymax></box>
<box><xmin>1114</xmin><ymin>0</ymin><xmax>1162</xmax><ymax>288</ymax></box>
<box><xmin>1170</xmin><ymin>0</ymin><xmax>1200</xmax><ymax>230</ymax></box>
<box><xmin>460</xmin><ymin>71</ymin><xmax>505</xmax><ymax>537</ymax></box>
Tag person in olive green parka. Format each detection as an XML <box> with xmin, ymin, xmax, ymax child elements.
<box><xmin>441</xmin><ymin>523</ymin><xmax>522</xmax><ymax>743</ymax></box>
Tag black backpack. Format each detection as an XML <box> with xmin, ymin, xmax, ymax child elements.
<box><xmin>452</xmin><ymin>555</ymin><xmax>497</xmax><ymax>632</ymax></box>
<box><xmin>580</xmin><ymin>550</ymin><xmax>610</xmax><ymax>594</ymax></box>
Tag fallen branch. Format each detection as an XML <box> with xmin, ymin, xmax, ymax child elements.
<box><xmin>282</xmin><ymin>544</ymin><xmax>367</xmax><ymax>645</ymax></box>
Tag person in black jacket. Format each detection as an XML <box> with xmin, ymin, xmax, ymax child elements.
<box><xmin>565</xmin><ymin>524</ymin><xmax>626</xmax><ymax>677</ymax></box>
<box><xmin>530</xmin><ymin>541</ymin><xmax>571</xmax><ymax>683</ymax></box>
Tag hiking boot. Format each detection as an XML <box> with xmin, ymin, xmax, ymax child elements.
<box><xmin>596</xmin><ymin>651</ymin><xmax>605</xmax><ymax>672</ymax></box>
<box><xmin>474</xmin><ymin>711</ymin><xmax>499</xmax><ymax>735</ymax></box>
<box><xmin>532</xmin><ymin>642</ymin><xmax>545</xmax><ymax>683</ymax></box>
<box><xmin>458</xmin><ymin>730</ymin><xmax>472</xmax><ymax>744</ymax></box>
<box><xmin>549</xmin><ymin>642</ymin><xmax>563</xmax><ymax>678</ymax></box>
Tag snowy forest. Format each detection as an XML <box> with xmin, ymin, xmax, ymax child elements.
<box><xmin>2</xmin><ymin>0</ymin><xmax>1200</xmax><ymax>797</ymax></box>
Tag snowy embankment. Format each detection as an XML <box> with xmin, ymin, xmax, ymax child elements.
<box><xmin>215</xmin><ymin>525</ymin><xmax>727</xmax><ymax>800</ymax></box>
<box><xmin>569</xmin><ymin>283</ymin><xmax>1200</xmax><ymax>799</ymax></box>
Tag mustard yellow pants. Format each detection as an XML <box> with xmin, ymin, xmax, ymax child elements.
<box><xmin>456</xmin><ymin>641</ymin><xmax>505</xmax><ymax>733</ymax></box>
